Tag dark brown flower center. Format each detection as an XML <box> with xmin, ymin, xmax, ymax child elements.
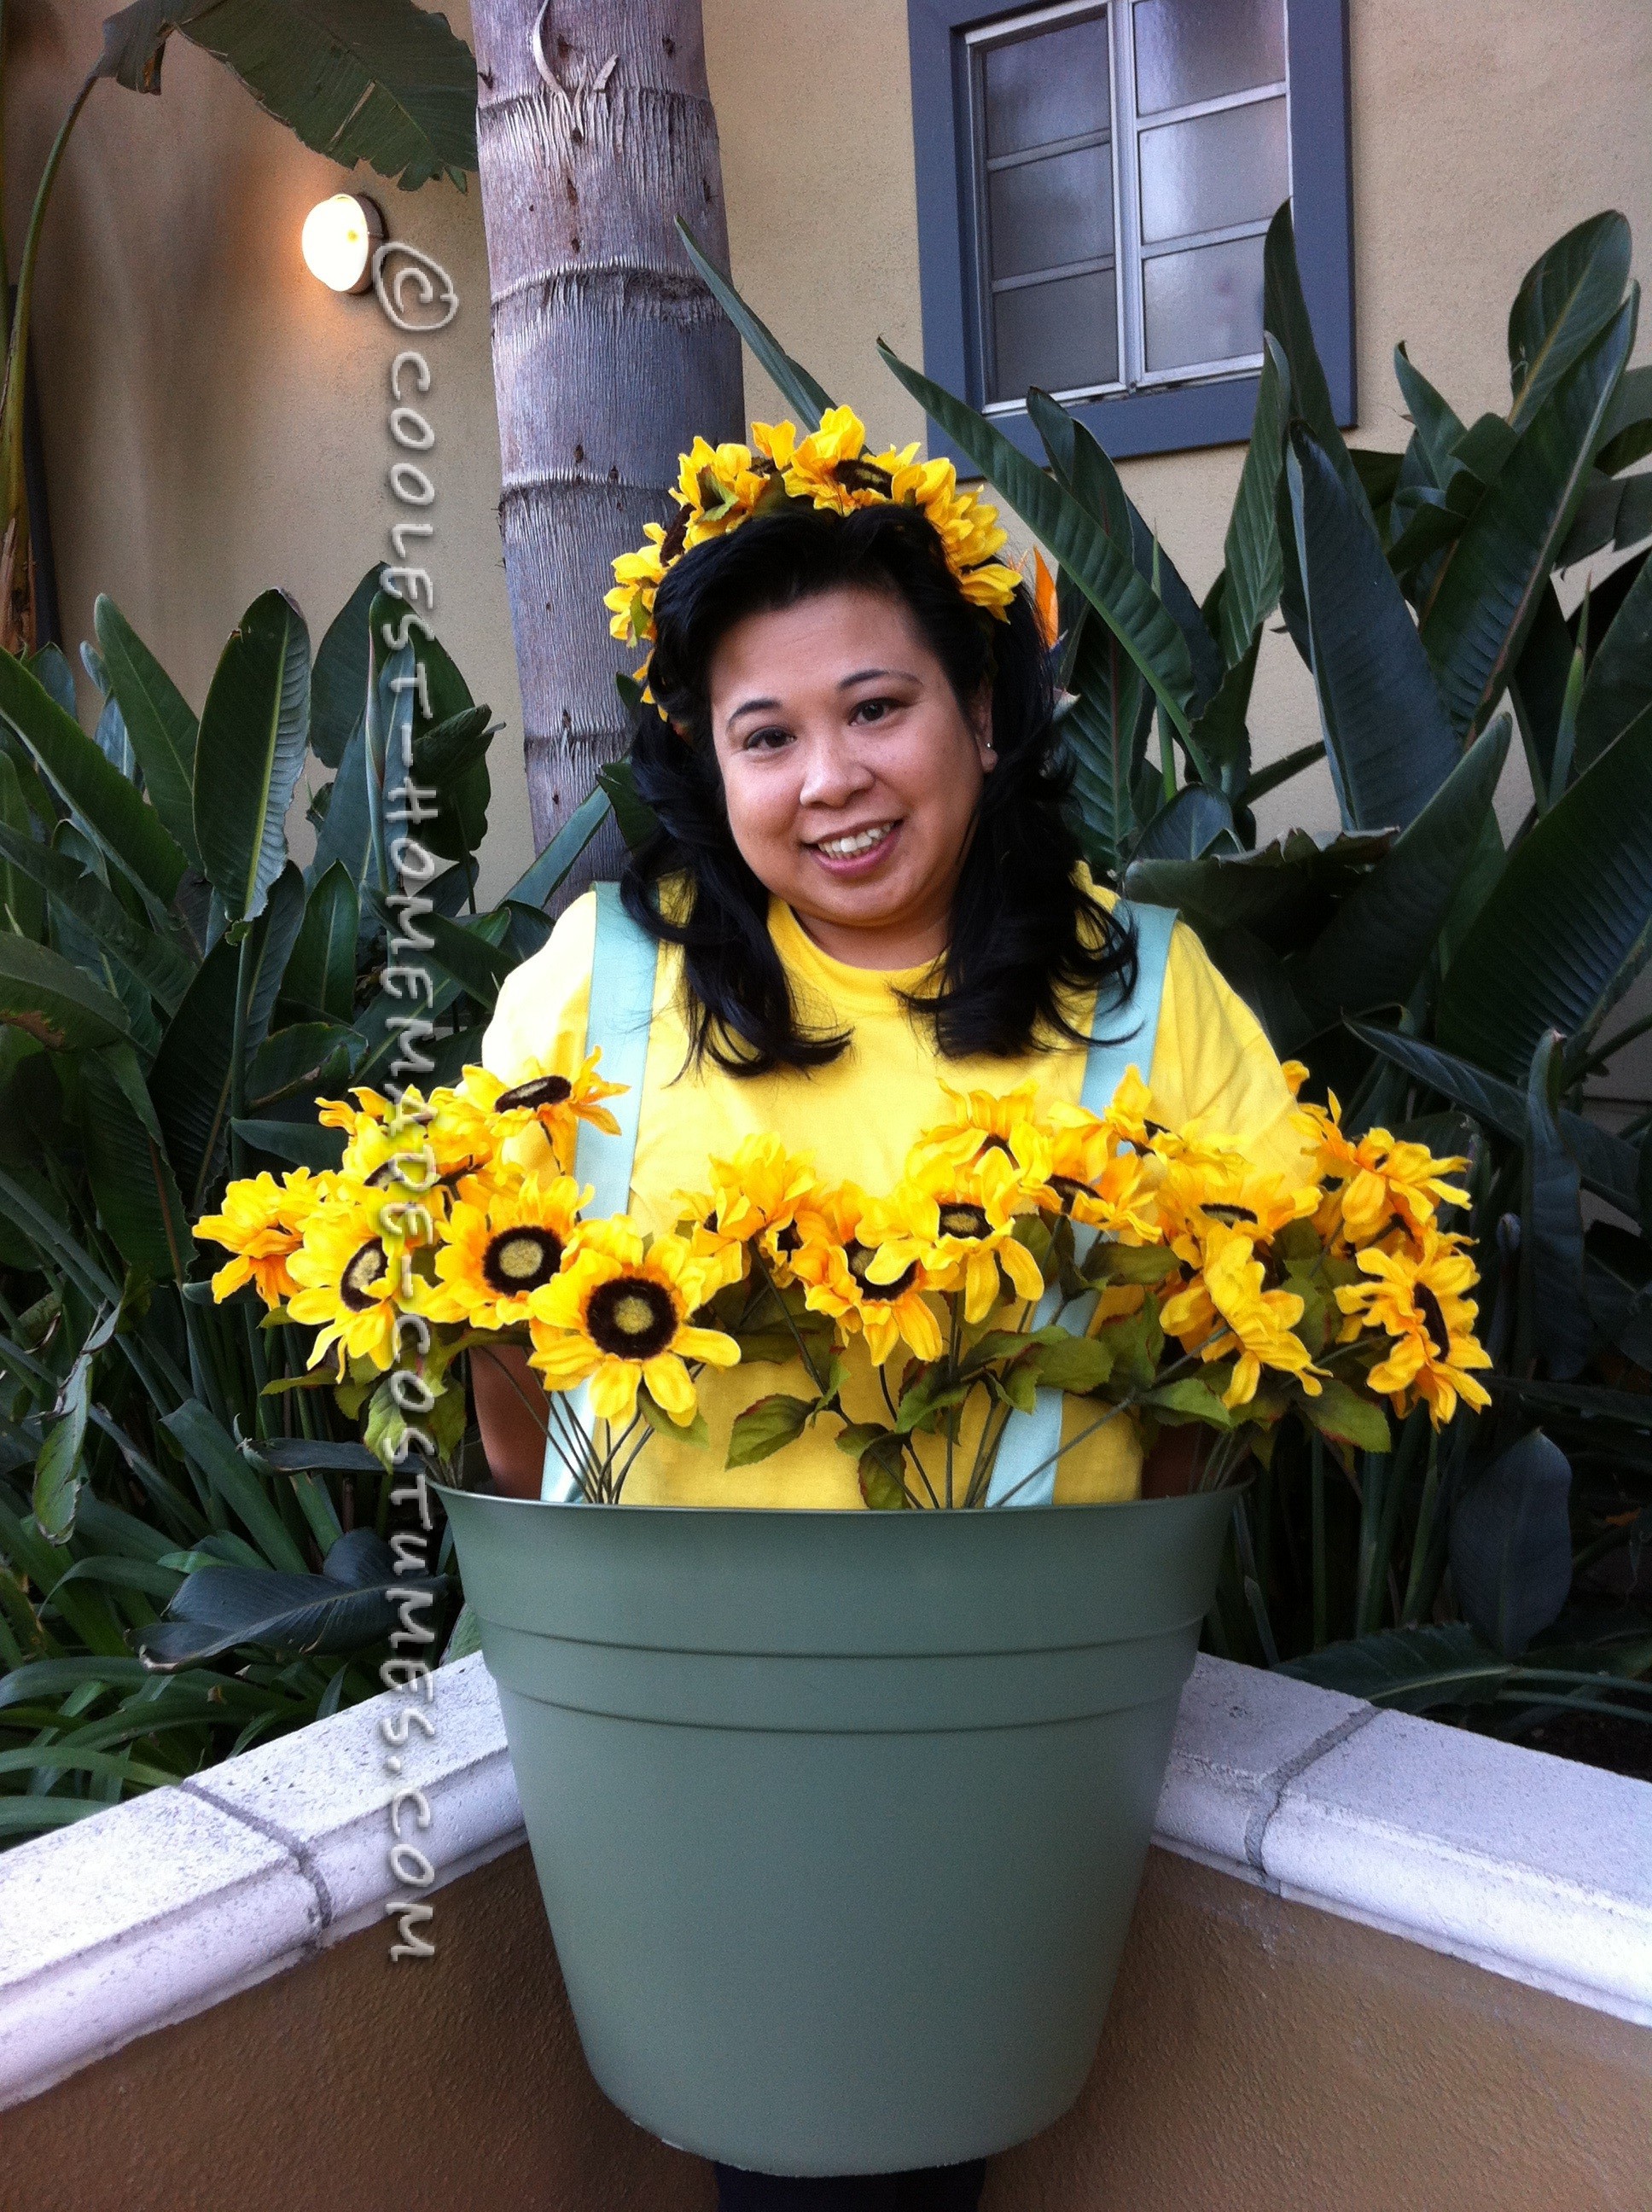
<box><xmin>660</xmin><ymin>507</ymin><xmax>691</xmax><ymax>562</ymax></box>
<box><xmin>586</xmin><ymin>1276</ymin><xmax>678</xmax><ymax>1359</ymax></box>
<box><xmin>1204</xmin><ymin>1204</ymin><xmax>1257</xmax><ymax>1225</ymax></box>
<box><xmin>1050</xmin><ymin>1174</ymin><xmax>1091</xmax><ymax>1214</ymax></box>
<box><xmin>482</xmin><ymin>1228</ymin><xmax>562</xmax><ymax>1296</ymax></box>
<box><xmin>773</xmin><ymin>1222</ymin><xmax>801</xmax><ymax>1254</ymax></box>
<box><xmin>1415</xmin><ymin>1284</ymin><xmax>1451</xmax><ymax>1361</ymax></box>
<box><xmin>340</xmin><ymin>1239</ymin><xmax>388</xmax><ymax>1312</ymax></box>
<box><xmin>833</xmin><ymin>457</ymin><xmax>894</xmax><ymax>495</ymax></box>
<box><xmin>496</xmin><ymin>1074</ymin><xmax>573</xmax><ymax>1115</ymax></box>
<box><xmin>938</xmin><ymin>1202</ymin><xmax>992</xmax><ymax>1241</ymax></box>
<box><xmin>844</xmin><ymin>1238</ymin><xmax>917</xmax><ymax>1301</ymax></box>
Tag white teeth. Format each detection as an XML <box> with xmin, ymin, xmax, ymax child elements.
<box><xmin>816</xmin><ymin>824</ymin><xmax>894</xmax><ymax>859</ymax></box>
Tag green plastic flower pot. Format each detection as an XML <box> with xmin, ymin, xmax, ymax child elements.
<box><xmin>437</xmin><ymin>1485</ymin><xmax>1235</xmax><ymax>2175</ymax></box>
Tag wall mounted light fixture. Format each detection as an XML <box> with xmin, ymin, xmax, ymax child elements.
<box><xmin>301</xmin><ymin>193</ymin><xmax>386</xmax><ymax>294</ymax></box>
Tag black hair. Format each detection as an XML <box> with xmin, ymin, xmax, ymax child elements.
<box><xmin>619</xmin><ymin>498</ymin><xmax>1136</xmax><ymax>1075</ymax></box>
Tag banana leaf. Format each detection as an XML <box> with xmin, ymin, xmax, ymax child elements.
<box><xmin>194</xmin><ymin>589</ymin><xmax>311</xmax><ymax>923</ymax></box>
<box><xmin>92</xmin><ymin>597</ymin><xmax>201</xmax><ymax>866</ymax></box>
<box><xmin>1507</xmin><ymin>211</ymin><xmax>1633</xmax><ymax>430</ymax></box>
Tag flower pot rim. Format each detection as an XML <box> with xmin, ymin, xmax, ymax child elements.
<box><xmin>432</xmin><ymin>1479</ymin><xmax>1248</xmax><ymax>1520</ymax></box>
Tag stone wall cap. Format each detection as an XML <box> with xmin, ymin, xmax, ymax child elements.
<box><xmin>3</xmin><ymin>1648</ymin><xmax>1649</xmax><ymax>2111</ymax></box>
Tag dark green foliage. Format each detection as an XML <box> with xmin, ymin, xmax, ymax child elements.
<box><xmin>0</xmin><ymin>571</ymin><xmax>608</xmax><ymax>1842</ymax></box>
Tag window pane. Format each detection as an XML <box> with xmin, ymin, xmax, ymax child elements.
<box><xmin>993</xmin><ymin>269</ymin><xmax>1119</xmax><ymax>401</ymax></box>
<box><xmin>983</xmin><ymin>13</ymin><xmax>1111</xmax><ymax>159</ymax></box>
<box><xmin>1142</xmin><ymin>232</ymin><xmax>1264</xmax><ymax>370</ymax></box>
<box><xmin>989</xmin><ymin>143</ymin><xmax>1114</xmax><ymax>281</ymax></box>
<box><xmin>1132</xmin><ymin>0</ymin><xmax>1285</xmax><ymax>115</ymax></box>
<box><xmin>1137</xmin><ymin>96</ymin><xmax>1287</xmax><ymax>244</ymax></box>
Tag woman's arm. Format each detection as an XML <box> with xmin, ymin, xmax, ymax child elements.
<box><xmin>471</xmin><ymin>1345</ymin><xmax>550</xmax><ymax>1499</ymax></box>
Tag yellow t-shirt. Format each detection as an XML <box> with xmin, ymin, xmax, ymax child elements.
<box><xmin>481</xmin><ymin>879</ymin><xmax>1306</xmax><ymax>1508</ymax></box>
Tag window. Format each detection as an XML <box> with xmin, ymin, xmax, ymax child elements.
<box><xmin>907</xmin><ymin>0</ymin><xmax>1352</xmax><ymax>461</ymax></box>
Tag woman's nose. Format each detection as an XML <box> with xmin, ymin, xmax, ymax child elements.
<box><xmin>796</xmin><ymin>731</ymin><xmax>875</xmax><ymax>809</ymax></box>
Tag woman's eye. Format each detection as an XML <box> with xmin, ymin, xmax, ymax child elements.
<box><xmin>742</xmin><ymin>725</ymin><xmax>793</xmax><ymax>753</ymax></box>
<box><xmin>849</xmin><ymin>696</ymin><xmax>902</xmax><ymax>725</ymax></box>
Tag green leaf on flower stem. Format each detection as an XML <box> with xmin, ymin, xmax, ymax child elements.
<box><xmin>1142</xmin><ymin>1376</ymin><xmax>1235</xmax><ymax>1429</ymax></box>
<box><xmin>895</xmin><ymin>1367</ymin><xmax>971</xmax><ymax>1435</ymax></box>
<box><xmin>1021</xmin><ymin>1334</ymin><xmax>1114</xmax><ymax>1395</ymax></box>
<box><xmin>992</xmin><ymin>1364</ymin><xmax>1040</xmax><ymax>1415</ymax></box>
<box><xmin>1086</xmin><ymin>1241</ymin><xmax>1179</xmax><ymax>1286</ymax></box>
<box><xmin>637</xmin><ymin>1389</ymin><xmax>709</xmax><ymax>1450</ymax></box>
<box><xmin>725</xmin><ymin>1393</ymin><xmax>814</xmax><ymax>1469</ymax></box>
<box><xmin>1303</xmin><ymin>1378</ymin><xmax>1393</xmax><ymax>1454</ymax></box>
<box><xmin>858</xmin><ymin>1440</ymin><xmax>910</xmax><ymax>1511</ymax></box>
<box><xmin>835</xmin><ymin>1421</ymin><xmax>892</xmax><ymax>1459</ymax></box>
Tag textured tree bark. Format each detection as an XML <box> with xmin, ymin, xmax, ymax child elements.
<box><xmin>470</xmin><ymin>0</ymin><xmax>742</xmax><ymax>878</ymax></box>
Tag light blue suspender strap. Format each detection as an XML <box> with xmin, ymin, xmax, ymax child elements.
<box><xmin>542</xmin><ymin>883</ymin><xmax>660</xmax><ymax>1500</ymax></box>
<box><xmin>985</xmin><ymin>900</ymin><xmax>1178</xmax><ymax>1508</ymax></box>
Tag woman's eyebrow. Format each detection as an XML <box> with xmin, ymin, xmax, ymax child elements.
<box><xmin>726</xmin><ymin>695</ymin><xmax>782</xmax><ymax>726</ymax></box>
<box><xmin>838</xmin><ymin>667</ymin><xmax>919</xmax><ymax>689</ymax></box>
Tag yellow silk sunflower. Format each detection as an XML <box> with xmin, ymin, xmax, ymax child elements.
<box><xmin>675</xmin><ymin>1133</ymin><xmax>819</xmax><ymax>1288</ymax></box>
<box><xmin>318</xmin><ymin>1083</ymin><xmax>491</xmax><ymax>1208</ymax></box>
<box><xmin>909</xmin><ymin>1079</ymin><xmax>1044</xmax><ymax>1172</ymax></box>
<box><xmin>1011</xmin><ymin>1105</ymin><xmax>1161</xmax><ymax>1241</ymax></box>
<box><xmin>859</xmin><ymin>1150</ymin><xmax>1044</xmax><ymax>1324</ymax></box>
<box><xmin>1298</xmin><ymin>1093</ymin><xmax>1470</xmax><ymax>1246</ymax></box>
<box><xmin>1154</xmin><ymin>1153</ymin><xmax>1319</xmax><ymax>1269</ymax></box>
<box><xmin>790</xmin><ymin>1183</ymin><xmax>944</xmax><ymax>1366</ymax></box>
<box><xmin>526</xmin><ymin>1220</ymin><xmax>738</xmax><ymax>1425</ymax></box>
<box><xmin>195</xmin><ymin>1168</ymin><xmax>328</xmax><ymax>1307</ymax></box>
<box><xmin>424</xmin><ymin>1171</ymin><xmax>588</xmax><ymax>1332</ymax></box>
<box><xmin>1159</xmin><ymin>1221</ymin><xmax>1327</xmax><ymax>1407</ymax></box>
<box><xmin>457</xmin><ymin>1050</ymin><xmax>624</xmax><ymax>1174</ymax></box>
<box><xmin>286</xmin><ymin>1185</ymin><xmax>416</xmax><ymax>1371</ymax></box>
<box><xmin>1335</xmin><ymin>1231</ymin><xmax>1492</xmax><ymax>1426</ymax></box>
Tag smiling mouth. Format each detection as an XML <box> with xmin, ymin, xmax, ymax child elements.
<box><xmin>811</xmin><ymin>821</ymin><xmax>898</xmax><ymax>860</ymax></box>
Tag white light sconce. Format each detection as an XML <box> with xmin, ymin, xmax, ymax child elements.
<box><xmin>301</xmin><ymin>193</ymin><xmax>386</xmax><ymax>295</ymax></box>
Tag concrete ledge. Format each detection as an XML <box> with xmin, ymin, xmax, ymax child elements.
<box><xmin>3</xmin><ymin>1650</ymin><xmax>1649</xmax><ymax>2113</ymax></box>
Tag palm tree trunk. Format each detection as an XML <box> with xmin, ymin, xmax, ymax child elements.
<box><xmin>470</xmin><ymin>0</ymin><xmax>742</xmax><ymax>878</ymax></box>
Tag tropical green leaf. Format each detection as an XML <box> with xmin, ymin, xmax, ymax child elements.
<box><xmin>1286</xmin><ymin>426</ymin><xmax>1461</xmax><ymax>830</ymax></box>
<box><xmin>1239</xmin><ymin>739</ymin><xmax>1326</xmax><ymax>807</ymax></box>
<box><xmin>503</xmin><ymin>783</ymin><xmax>612</xmax><ymax>911</ymax></box>
<box><xmin>1277</xmin><ymin>1622</ymin><xmax>1512</xmax><ymax>1710</ymax></box>
<box><xmin>410</xmin><ymin>703</ymin><xmax>494</xmax><ymax>863</ymax></box>
<box><xmin>0</xmin><ymin>822</ymin><xmax>192</xmax><ymax>1011</ymax></box>
<box><xmin>309</xmin><ymin>564</ymin><xmax>381</xmax><ymax>770</ymax></box>
<box><xmin>92</xmin><ymin>597</ymin><xmax>201</xmax><ymax>865</ymax></box>
<box><xmin>231</xmin><ymin>1117</ymin><xmax>344</xmax><ymax>1172</ymax></box>
<box><xmin>96</xmin><ymin>0</ymin><xmax>479</xmax><ymax>190</ymax></box>
<box><xmin>1573</xmin><ymin>554</ymin><xmax>1652</xmax><ymax>774</ymax></box>
<box><xmin>1449</xmin><ymin>1430</ymin><xmax>1573</xmax><ymax>1659</ymax></box>
<box><xmin>878</xmin><ymin>343</ymin><xmax>1195</xmax><ymax>733</ymax></box>
<box><xmin>1506</xmin><ymin>211</ymin><xmax>1632</xmax><ymax>430</ymax></box>
<box><xmin>1419</xmin><ymin>296</ymin><xmax>1636</xmax><ymax>738</ymax></box>
<box><xmin>0</xmin><ymin>754</ymin><xmax>44</xmax><ymax>940</ymax></box>
<box><xmin>1347</xmin><ymin>1022</ymin><xmax>1643</xmax><ymax>1221</ymax></box>
<box><xmin>1219</xmin><ymin>334</ymin><xmax>1289</xmax><ymax>664</ymax></box>
<box><xmin>1519</xmin><ymin>1034</ymin><xmax>1592</xmax><ymax>1379</ymax></box>
<box><xmin>1130</xmin><ymin>785</ymin><xmax>1233</xmax><ymax>863</ymax></box>
<box><xmin>1263</xmin><ymin>203</ymin><xmax>1370</xmax><ymax>523</ymax></box>
<box><xmin>1594</xmin><ymin>360</ymin><xmax>1652</xmax><ymax>474</ymax></box>
<box><xmin>283</xmin><ymin>859</ymin><xmax>359</xmax><ymax>1022</ymax></box>
<box><xmin>0</xmin><ymin>934</ymin><xmax>131</xmax><ymax>1051</ymax></box>
<box><xmin>422</xmin><ymin>910</ymin><xmax>512</xmax><ymax>1010</ymax></box>
<box><xmin>248</xmin><ymin>1022</ymin><xmax>359</xmax><ymax>1107</ymax></box>
<box><xmin>1126</xmin><ymin>827</ymin><xmax>1393</xmax><ymax>951</ymax></box>
<box><xmin>160</xmin><ymin>1400</ymin><xmax>310</xmax><ymax>1575</ymax></box>
<box><xmin>1392</xmin><ymin>344</ymin><xmax>1468</xmax><ymax>488</ymax></box>
<box><xmin>0</xmin><ymin>648</ymin><xmax>187</xmax><ymax>905</ymax></box>
<box><xmin>194</xmin><ymin>589</ymin><xmax>311</xmax><ymax>923</ymax></box>
<box><xmin>79</xmin><ymin>1044</ymin><xmax>191</xmax><ymax>1280</ymax></box>
<box><xmin>1282</xmin><ymin>719</ymin><xmax>1509</xmax><ymax>1047</ymax></box>
<box><xmin>676</xmin><ymin>219</ymin><xmax>833</xmax><ymax>424</ymax></box>
<box><xmin>1436</xmin><ymin>699</ymin><xmax>1652</xmax><ymax>1076</ymax></box>
<box><xmin>139</xmin><ymin>1531</ymin><xmax>445</xmax><ymax>1670</ymax></box>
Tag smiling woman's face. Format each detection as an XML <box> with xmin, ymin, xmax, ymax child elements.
<box><xmin>706</xmin><ymin>586</ymin><xmax>995</xmax><ymax>970</ymax></box>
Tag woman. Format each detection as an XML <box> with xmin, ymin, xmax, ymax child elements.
<box><xmin>474</xmin><ymin>423</ymin><xmax>1304</xmax><ymax>2206</ymax></box>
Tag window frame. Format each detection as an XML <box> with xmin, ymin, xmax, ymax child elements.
<box><xmin>907</xmin><ymin>0</ymin><xmax>1354</xmax><ymax>463</ymax></box>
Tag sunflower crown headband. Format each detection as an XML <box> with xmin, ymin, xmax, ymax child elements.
<box><xmin>605</xmin><ymin>405</ymin><xmax>1023</xmax><ymax>682</ymax></box>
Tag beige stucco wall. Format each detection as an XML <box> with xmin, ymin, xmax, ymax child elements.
<box><xmin>8</xmin><ymin>1842</ymin><xmax>1649</xmax><ymax>2210</ymax></box>
<box><xmin>10</xmin><ymin>0</ymin><xmax>1652</xmax><ymax>890</ymax></box>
